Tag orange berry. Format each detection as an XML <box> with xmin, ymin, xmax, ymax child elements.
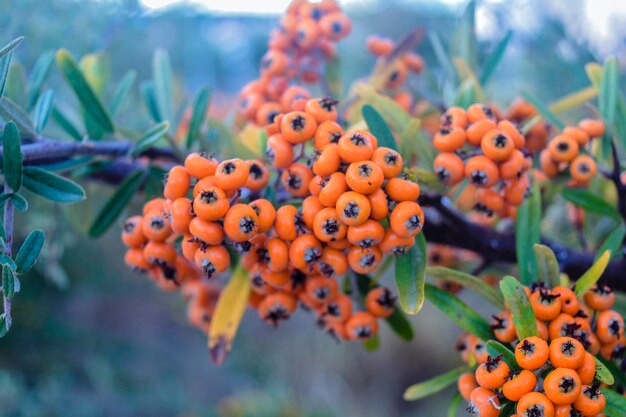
<box><xmin>516</xmin><ymin>392</ymin><xmax>555</xmax><ymax>417</ymax></box>
<box><xmin>316</xmin><ymin>247</ymin><xmax>348</xmax><ymax>278</ymax></box>
<box><xmin>466</xmin><ymin>119</ymin><xmax>497</xmax><ymax>146</ymax></box>
<box><xmin>465</xmin><ymin>155</ymin><xmax>499</xmax><ymax>187</ymax></box>
<box><xmin>345</xmin><ymin>160</ymin><xmax>384</xmax><ymax>195</ymax></box>
<box><xmin>337</xmin><ymin>130</ymin><xmax>376</xmax><ymax>162</ymax></box>
<box><xmin>223</xmin><ymin>204</ymin><xmax>259</xmax><ymax>242</ymax></box>
<box><xmin>266</xmin><ymin>133</ymin><xmax>294</xmax><ymax>169</ymax></box>
<box><xmin>475</xmin><ymin>355</ymin><xmax>510</xmax><ymax>389</ymax></box>
<box><xmin>434</xmin><ymin>152</ymin><xmax>465</xmax><ymax>185</ymax></box>
<box><xmin>305</xmin><ymin>97</ymin><xmax>338</xmax><ymax>123</ymax></box>
<box><xmin>549</xmin><ymin>337</ymin><xmax>585</xmax><ymax>369</ymax></box>
<box><xmin>194</xmin><ymin>246</ymin><xmax>230</xmax><ymax>279</ymax></box>
<box><xmin>548</xmin><ymin>134</ymin><xmax>579</xmax><ymax>163</ymax></box>
<box><xmin>458</xmin><ymin>372</ymin><xmax>478</xmax><ymax>401</ymax></box>
<box><xmin>577</xmin><ymin>119</ymin><xmax>605</xmax><ymax>138</ymax></box>
<box><xmin>274</xmin><ymin>205</ymin><xmax>303</xmax><ymax>241</ymax></box>
<box><xmin>502</xmin><ymin>369</ymin><xmax>537</xmax><ymax>402</ymax></box>
<box><xmin>365</xmin><ymin>287</ymin><xmax>395</xmax><ymax>318</ymax></box>
<box><xmin>345</xmin><ymin>311</ymin><xmax>379</xmax><ymax>341</ymax></box>
<box><xmin>468</xmin><ymin>387</ymin><xmax>500</xmax><ymax>417</ymax></box>
<box><xmin>289</xmin><ymin>234</ymin><xmax>322</xmax><ymax>270</ymax></box>
<box><xmin>189</xmin><ymin>217</ymin><xmax>224</xmax><ymax>246</ymax></box>
<box><xmin>379</xmin><ymin>229</ymin><xmax>414</xmax><ymax>255</ymax></box>
<box><xmin>467</xmin><ymin>104</ymin><xmax>497</xmax><ymax>124</ymax></box>
<box><xmin>313</xmin><ymin>207</ymin><xmax>348</xmax><ymax>242</ymax></box>
<box><xmin>433</xmin><ymin>126</ymin><xmax>466</xmax><ymax>152</ymax></box>
<box><xmin>122</xmin><ymin>215</ymin><xmax>147</xmax><ymax>248</ymax></box>
<box><xmin>481</xmin><ymin>129</ymin><xmax>515</xmax><ymax>161</ymax></box>
<box><xmin>584</xmin><ymin>284</ymin><xmax>614</xmax><ymax>311</ymax></box>
<box><xmin>124</xmin><ymin>248</ymin><xmax>151</xmax><ymax>272</ymax></box>
<box><xmin>258</xmin><ymin>292</ymin><xmax>297</xmax><ymax>325</ymax></box>
<box><xmin>245</xmin><ymin>160</ymin><xmax>270</xmax><ymax>191</ymax></box>
<box><xmin>314</xmin><ymin>120</ymin><xmax>343</xmax><ymax>149</ymax></box>
<box><xmin>573</xmin><ymin>384</ymin><xmax>606</xmax><ymax>417</ymax></box>
<box><xmin>371</xmin><ymin>147</ymin><xmax>403</xmax><ymax>179</ymax></box>
<box><xmin>441</xmin><ymin>107</ymin><xmax>468</xmax><ymax>129</ymax></box>
<box><xmin>385</xmin><ymin>177</ymin><xmax>420</xmax><ymax>202</ymax></box>
<box><xmin>142</xmin><ymin>210</ymin><xmax>172</xmax><ymax>242</ymax></box>
<box><xmin>312</xmin><ymin>143</ymin><xmax>341</xmax><ymax>177</ymax></box>
<box><xmin>367</xmin><ymin>188</ymin><xmax>389</xmax><ymax>220</ymax></box>
<box><xmin>390</xmin><ymin>201</ymin><xmax>424</xmax><ymax>238</ymax></box>
<box><xmin>347</xmin><ymin>245</ymin><xmax>382</xmax><ymax>274</ymax></box>
<box><xmin>335</xmin><ymin>191</ymin><xmax>371</xmax><ymax>226</ymax></box>
<box><xmin>318</xmin><ymin>172</ymin><xmax>348</xmax><ymax>207</ymax></box>
<box><xmin>193</xmin><ymin>186</ymin><xmax>230</xmax><ymax>221</ymax></box>
<box><xmin>249</xmin><ymin>199</ymin><xmax>276</xmax><ymax>233</ymax></box>
<box><xmin>515</xmin><ymin>336</ymin><xmax>549</xmax><ymax>370</ymax></box>
<box><xmin>544</xmin><ymin>368</ymin><xmax>582</xmax><ymax>405</ymax></box>
<box><xmin>569</xmin><ymin>155</ymin><xmax>596</xmax><ymax>183</ymax></box>
<box><xmin>282</xmin><ymin>162</ymin><xmax>313</xmax><ymax>197</ymax></box>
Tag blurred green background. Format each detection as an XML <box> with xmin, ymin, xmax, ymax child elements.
<box><xmin>1</xmin><ymin>0</ymin><xmax>625</xmax><ymax>416</ymax></box>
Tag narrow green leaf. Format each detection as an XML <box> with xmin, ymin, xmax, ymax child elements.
<box><xmin>131</xmin><ymin>121</ymin><xmax>169</xmax><ymax>156</ymax></box>
<box><xmin>599</xmin><ymin>57</ymin><xmax>618</xmax><ymax>128</ymax></box>
<box><xmin>5</xmin><ymin>62</ymin><xmax>26</xmax><ymax>105</ymax></box>
<box><xmin>88</xmin><ymin>170</ymin><xmax>144</xmax><ymax>237</ymax></box>
<box><xmin>574</xmin><ymin>250</ymin><xmax>611</xmax><ymax>297</ymax></box>
<box><xmin>140</xmin><ymin>81</ymin><xmax>161</xmax><ymax>122</ymax></box>
<box><xmin>426</xmin><ymin>266</ymin><xmax>504</xmax><ymax>308</ymax></box>
<box><xmin>362</xmin><ymin>334</ymin><xmax>380</xmax><ymax>351</ymax></box>
<box><xmin>499</xmin><ymin>276</ymin><xmax>537</xmax><ymax>340</ymax></box>
<box><xmin>498</xmin><ymin>402</ymin><xmax>516</xmax><ymax>417</ymax></box>
<box><xmin>0</xmin><ymin>314</ymin><xmax>8</xmax><ymax>337</ymax></box>
<box><xmin>33</xmin><ymin>90</ymin><xmax>54</xmax><ymax>133</ymax></box>
<box><xmin>2</xmin><ymin>267</ymin><xmax>15</xmax><ymax>299</ymax></box>
<box><xmin>27</xmin><ymin>51</ymin><xmax>55</xmax><ymax>110</ymax></box>
<box><xmin>109</xmin><ymin>70</ymin><xmax>136</xmax><ymax>116</ymax></box>
<box><xmin>533</xmin><ymin>244</ymin><xmax>560</xmax><ymax>288</ymax></box>
<box><xmin>0</xmin><ymin>96</ymin><xmax>38</xmax><ymax>138</ymax></box>
<box><xmin>428</xmin><ymin>32</ymin><xmax>457</xmax><ymax>83</ymax></box>
<box><xmin>451</xmin><ymin>0</ymin><xmax>478</xmax><ymax>71</ymax></box>
<box><xmin>385</xmin><ymin>307</ymin><xmax>414</xmax><ymax>341</ymax></box>
<box><xmin>0</xmin><ymin>50</ymin><xmax>13</xmax><ymax>98</ymax></box>
<box><xmin>55</xmin><ymin>49</ymin><xmax>114</xmax><ymax>134</ymax></box>
<box><xmin>521</xmin><ymin>91</ymin><xmax>565</xmax><ymax>130</ymax></box>
<box><xmin>22</xmin><ymin>166</ymin><xmax>86</xmax><ymax>203</ymax></box>
<box><xmin>324</xmin><ymin>56</ymin><xmax>342</xmax><ymax>98</ymax></box>
<box><xmin>2</xmin><ymin>122</ymin><xmax>22</xmax><ymax>191</ymax></box>
<box><xmin>425</xmin><ymin>283</ymin><xmax>493</xmax><ymax>341</ymax></box>
<box><xmin>394</xmin><ymin>233</ymin><xmax>427</xmax><ymax>314</ymax></box>
<box><xmin>153</xmin><ymin>49</ymin><xmax>173</xmax><ymax>125</ymax></box>
<box><xmin>51</xmin><ymin>107</ymin><xmax>82</xmax><ymax>141</ymax></box>
<box><xmin>15</xmin><ymin>229</ymin><xmax>45</xmax><ymax>274</ymax></box>
<box><xmin>10</xmin><ymin>193</ymin><xmax>28</xmax><ymax>212</ymax></box>
<box><xmin>598</xmin><ymin>224</ymin><xmax>625</xmax><ymax>261</ymax></box>
<box><xmin>447</xmin><ymin>392</ymin><xmax>463</xmax><ymax>417</ymax></box>
<box><xmin>404</xmin><ymin>366</ymin><xmax>469</xmax><ymax>401</ymax></box>
<box><xmin>486</xmin><ymin>340</ymin><xmax>518</xmax><ymax>369</ymax></box>
<box><xmin>562</xmin><ymin>187</ymin><xmax>621</xmax><ymax>222</ymax></box>
<box><xmin>362</xmin><ymin>104</ymin><xmax>398</xmax><ymax>151</ymax></box>
<box><xmin>603</xmin><ymin>388</ymin><xmax>626</xmax><ymax>417</ymax></box>
<box><xmin>0</xmin><ymin>255</ymin><xmax>16</xmax><ymax>270</ymax></box>
<box><xmin>594</xmin><ymin>357</ymin><xmax>614</xmax><ymax>385</ymax></box>
<box><xmin>186</xmin><ymin>86</ymin><xmax>211</xmax><ymax>148</ymax></box>
<box><xmin>480</xmin><ymin>30</ymin><xmax>512</xmax><ymax>85</ymax></box>
<box><xmin>0</xmin><ymin>37</ymin><xmax>24</xmax><ymax>59</ymax></box>
<box><xmin>597</xmin><ymin>356</ymin><xmax>626</xmax><ymax>387</ymax></box>
<box><xmin>516</xmin><ymin>179</ymin><xmax>541</xmax><ymax>284</ymax></box>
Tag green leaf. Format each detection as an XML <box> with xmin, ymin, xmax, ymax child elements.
<box><xmin>0</xmin><ymin>50</ymin><xmax>13</xmax><ymax>98</ymax></box>
<box><xmin>428</xmin><ymin>32</ymin><xmax>456</xmax><ymax>83</ymax></box>
<box><xmin>186</xmin><ymin>86</ymin><xmax>211</xmax><ymax>148</ymax></box>
<box><xmin>598</xmin><ymin>224</ymin><xmax>626</xmax><ymax>261</ymax></box>
<box><xmin>451</xmin><ymin>1</ymin><xmax>478</xmax><ymax>71</ymax></box>
<box><xmin>403</xmin><ymin>366</ymin><xmax>469</xmax><ymax>401</ymax></box>
<box><xmin>0</xmin><ymin>254</ymin><xmax>16</xmax><ymax>270</ymax></box>
<box><xmin>480</xmin><ymin>30</ymin><xmax>512</xmax><ymax>85</ymax></box>
<box><xmin>33</xmin><ymin>90</ymin><xmax>54</xmax><ymax>133</ymax></box>
<box><xmin>153</xmin><ymin>49</ymin><xmax>173</xmax><ymax>125</ymax></box>
<box><xmin>22</xmin><ymin>166</ymin><xmax>86</xmax><ymax>203</ymax></box>
<box><xmin>55</xmin><ymin>49</ymin><xmax>114</xmax><ymax>134</ymax></box>
<box><xmin>603</xmin><ymin>388</ymin><xmax>626</xmax><ymax>417</ymax></box>
<box><xmin>0</xmin><ymin>97</ymin><xmax>38</xmax><ymax>138</ymax></box>
<box><xmin>88</xmin><ymin>170</ymin><xmax>144</xmax><ymax>237</ymax></box>
<box><xmin>131</xmin><ymin>121</ymin><xmax>170</xmax><ymax>156</ymax></box>
<box><xmin>51</xmin><ymin>107</ymin><xmax>82</xmax><ymax>141</ymax></box>
<box><xmin>562</xmin><ymin>187</ymin><xmax>621</xmax><ymax>222</ymax></box>
<box><xmin>362</xmin><ymin>104</ymin><xmax>398</xmax><ymax>151</ymax></box>
<box><xmin>486</xmin><ymin>340</ymin><xmax>518</xmax><ymax>369</ymax></box>
<box><xmin>425</xmin><ymin>283</ymin><xmax>493</xmax><ymax>341</ymax></box>
<box><xmin>5</xmin><ymin>62</ymin><xmax>26</xmax><ymax>105</ymax></box>
<box><xmin>594</xmin><ymin>357</ymin><xmax>614</xmax><ymax>385</ymax></box>
<box><xmin>533</xmin><ymin>244</ymin><xmax>560</xmax><ymax>288</ymax></box>
<box><xmin>140</xmin><ymin>81</ymin><xmax>161</xmax><ymax>122</ymax></box>
<box><xmin>426</xmin><ymin>266</ymin><xmax>504</xmax><ymax>308</ymax></box>
<box><xmin>109</xmin><ymin>70</ymin><xmax>136</xmax><ymax>116</ymax></box>
<box><xmin>10</xmin><ymin>193</ymin><xmax>28</xmax><ymax>212</ymax></box>
<box><xmin>324</xmin><ymin>56</ymin><xmax>342</xmax><ymax>98</ymax></box>
<box><xmin>574</xmin><ymin>250</ymin><xmax>611</xmax><ymax>298</ymax></box>
<box><xmin>2</xmin><ymin>122</ymin><xmax>22</xmax><ymax>191</ymax></box>
<box><xmin>599</xmin><ymin>57</ymin><xmax>618</xmax><ymax>128</ymax></box>
<box><xmin>385</xmin><ymin>307</ymin><xmax>414</xmax><ymax>341</ymax></box>
<box><xmin>499</xmin><ymin>276</ymin><xmax>537</xmax><ymax>340</ymax></box>
<box><xmin>516</xmin><ymin>178</ymin><xmax>541</xmax><ymax>284</ymax></box>
<box><xmin>521</xmin><ymin>91</ymin><xmax>565</xmax><ymax>130</ymax></box>
<box><xmin>362</xmin><ymin>334</ymin><xmax>380</xmax><ymax>351</ymax></box>
<box><xmin>27</xmin><ymin>51</ymin><xmax>55</xmax><ymax>110</ymax></box>
<box><xmin>498</xmin><ymin>402</ymin><xmax>516</xmax><ymax>417</ymax></box>
<box><xmin>0</xmin><ymin>314</ymin><xmax>8</xmax><ymax>337</ymax></box>
<box><xmin>0</xmin><ymin>37</ymin><xmax>24</xmax><ymax>59</ymax></box>
<box><xmin>394</xmin><ymin>233</ymin><xmax>427</xmax><ymax>314</ymax></box>
<box><xmin>15</xmin><ymin>229</ymin><xmax>45</xmax><ymax>275</ymax></box>
<box><xmin>2</xmin><ymin>267</ymin><xmax>15</xmax><ymax>299</ymax></box>
<box><xmin>447</xmin><ymin>392</ymin><xmax>463</xmax><ymax>417</ymax></box>
<box><xmin>597</xmin><ymin>356</ymin><xmax>626</xmax><ymax>387</ymax></box>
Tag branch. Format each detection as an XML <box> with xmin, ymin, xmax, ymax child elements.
<box><xmin>421</xmin><ymin>193</ymin><xmax>626</xmax><ymax>291</ymax></box>
<box><xmin>3</xmin><ymin>183</ymin><xmax>14</xmax><ymax>329</ymax></box>
<box><xmin>0</xmin><ymin>138</ymin><xmax>180</xmax><ymax>165</ymax></box>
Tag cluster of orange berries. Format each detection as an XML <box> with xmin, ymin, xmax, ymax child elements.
<box><xmin>239</xmin><ymin>0</ymin><xmax>351</xmax><ymax>126</ymax></box>
<box><xmin>245</xmin><ymin>97</ymin><xmax>424</xmax><ymax>339</ymax></box>
<box><xmin>506</xmin><ymin>99</ymin><xmax>552</xmax><ymax>153</ymax></box>
<box><xmin>539</xmin><ymin>120</ymin><xmax>605</xmax><ymax>186</ymax></box>
<box><xmin>365</xmin><ymin>35</ymin><xmax>425</xmax><ymax>113</ymax></box>
<box><xmin>456</xmin><ymin>282</ymin><xmax>625</xmax><ymax>417</ymax></box>
<box><xmin>432</xmin><ymin>104</ymin><xmax>533</xmax><ymax>220</ymax></box>
<box><xmin>121</xmin><ymin>95</ymin><xmax>425</xmax><ymax>341</ymax></box>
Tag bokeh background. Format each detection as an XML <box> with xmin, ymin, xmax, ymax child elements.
<box><xmin>1</xmin><ymin>0</ymin><xmax>625</xmax><ymax>416</ymax></box>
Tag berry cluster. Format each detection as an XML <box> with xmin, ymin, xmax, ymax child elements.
<box><xmin>239</xmin><ymin>0</ymin><xmax>351</xmax><ymax>126</ymax></box>
<box><xmin>365</xmin><ymin>35</ymin><xmax>425</xmax><ymax>113</ymax></box>
<box><xmin>120</xmin><ymin>95</ymin><xmax>424</xmax><ymax>341</ymax></box>
<box><xmin>456</xmin><ymin>283</ymin><xmax>625</xmax><ymax>417</ymax></box>
<box><xmin>539</xmin><ymin>120</ymin><xmax>605</xmax><ymax>185</ymax></box>
<box><xmin>506</xmin><ymin>99</ymin><xmax>551</xmax><ymax>153</ymax></box>
<box><xmin>433</xmin><ymin>104</ymin><xmax>532</xmax><ymax>220</ymax></box>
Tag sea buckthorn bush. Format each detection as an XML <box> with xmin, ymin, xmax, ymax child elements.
<box><xmin>2</xmin><ymin>0</ymin><xmax>626</xmax><ymax>415</ymax></box>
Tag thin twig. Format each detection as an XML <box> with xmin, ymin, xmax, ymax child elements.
<box><xmin>3</xmin><ymin>183</ymin><xmax>13</xmax><ymax>329</ymax></box>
